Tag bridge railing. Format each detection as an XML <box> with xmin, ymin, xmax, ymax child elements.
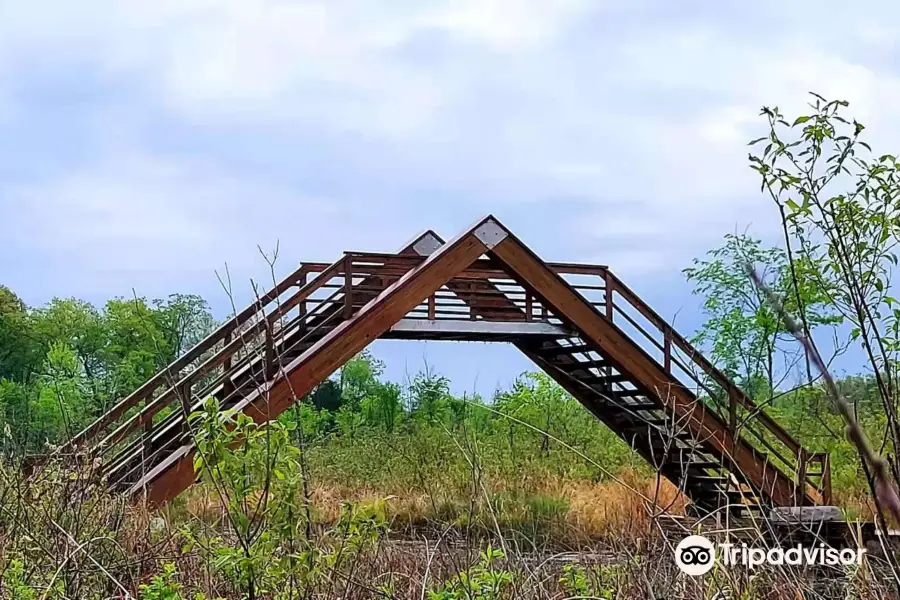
<box><xmin>559</xmin><ymin>266</ymin><xmax>831</xmax><ymax>505</ymax></box>
<box><xmin>56</xmin><ymin>248</ymin><xmax>830</xmax><ymax>505</ymax></box>
<box><xmin>56</xmin><ymin>258</ymin><xmax>347</xmax><ymax>467</ymax></box>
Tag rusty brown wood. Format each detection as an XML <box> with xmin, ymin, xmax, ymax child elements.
<box><xmin>265</xmin><ymin>320</ymin><xmax>276</xmax><ymax>380</ymax></box>
<box><xmin>142</xmin><ymin>418</ymin><xmax>153</xmax><ymax>459</ymax></box>
<box><xmin>87</xmin><ymin>220</ymin><xmax>826</xmax><ymax>509</ymax></box>
<box><xmin>604</xmin><ymin>269</ymin><xmax>803</xmax><ymax>455</ymax></box>
<box><xmin>89</xmin><ymin>261</ymin><xmax>348</xmax><ymax>457</ymax></box>
<box><xmin>139</xmin><ymin>222</ymin><xmax>492</xmax><ymax>505</ymax></box>
<box><xmin>61</xmin><ymin>259</ymin><xmax>332</xmax><ymax>453</ymax></box>
<box><xmin>663</xmin><ymin>332</ymin><xmax>671</xmax><ymax>373</ymax></box>
<box><xmin>343</xmin><ymin>256</ymin><xmax>354</xmax><ymax>320</ymax></box>
<box><xmin>488</xmin><ymin>233</ymin><xmax>799</xmax><ymax>506</ymax></box>
<box><xmin>821</xmin><ymin>454</ymin><xmax>832</xmax><ymax>504</ymax></box>
<box><xmin>795</xmin><ymin>449</ymin><xmax>808</xmax><ymax>506</ymax></box>
<box><xmin>347</xmin><ymin>254</ymin><xmax>608</xmax><ymax>280</ymax></box>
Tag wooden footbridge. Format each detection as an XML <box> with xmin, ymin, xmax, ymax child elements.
<box><xmin>59</xmin><ymin>216</ymin><xmax>831</xmax><ymax>516</ymax></box>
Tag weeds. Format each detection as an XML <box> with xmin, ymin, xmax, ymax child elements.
<box><xmin>2</xmin><ymin>407</ymin><xmax>896</xmax><ymax>599</ymax></box>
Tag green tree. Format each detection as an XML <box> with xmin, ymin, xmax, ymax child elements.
<box><xmin>684</xmin><ymin>234</ymin><xmax>839</xmax><ymax>398</ymax></box>
<box><xmin>152</xmin><ymin>293</ymin><xmax>218</xmax><ymax>362</ymax></box>
<box><xmin>749</xmin><ymin>93</ymin><xmax>900</xmax><ymax>476</ymax></box>
<box><xmin>408</xmin><ymin>369</ymin><xmax>452</xmax><ymax>423</ymax></box>
<box><xmin>0</xmin><ymin>286</ymin><xmax>40</xmax><ymax>382</ymax></box>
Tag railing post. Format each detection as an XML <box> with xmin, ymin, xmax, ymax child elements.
<box><xmin>142</xmin><ymin>416</ymin><xmax>153</xmax><ymax>458</ymax></box>
<box><xmin>525</xmin><ymin>293</ymin><xmax>533</xmax><ymax>322</ymax></box>
<box><xmin>604</xmin><ymin>272</ymin><xmax>613</xmax><ymax>321</ymax></box>
<box><xmin>179</xmin><ymin>381</ymin><xmax>191</xmax><ymax>435</ymax></box>
<box><xmin>663</xmin><ymin>331</ymin><xmax>671</xmax><ymax>373</ymax></box>
<box><xmin>821</xmin><ymin>453</ymin><xmax>832</xmax><ymax>505</ymax></box>
<box><xmin>428</xmin><ymin>293</ymin><xmax>436</xmax><ymax>320</ymax></box>
<box><xmin>265</xmin><ymin>319</ymin><xmax>276</xmax><ymax>380</ymax></box>
<box><xmin>795</xmin><ymin>448</ymin><xmax>808</xmax><ymax>506</ymax></box>
<box><xmin>222</xmin><ymin>328</ymin><xmax>235</xmax><ymax>399</ymax></box>
<box><xmin>298</xmin><ymin>270</ymin><xmax>308</xmax><ymax>334</ymax></box>
<box><xmin>343</xmin><ymin>256</ymin><xmax>354</xmax><ymax>320</ymax></box>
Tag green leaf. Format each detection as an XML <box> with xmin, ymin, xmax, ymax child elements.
<box><xmin>793</xmin><ymin>116</ymin><xmax>812</xmax><ymax>126</ymax></box>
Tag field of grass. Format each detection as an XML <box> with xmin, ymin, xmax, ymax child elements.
<box><xmin>2</xmin><ymin>402</ymin><xmax>894</xmax><ymax>600</ymax></box>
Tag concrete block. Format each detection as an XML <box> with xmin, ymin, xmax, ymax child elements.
<box><xmin>769</xmin><ymin>506</ymin><xmax>844</xmax><ymax>523</ymax></box>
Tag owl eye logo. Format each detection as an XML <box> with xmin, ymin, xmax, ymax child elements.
<box><xmin>675</xmin><ymin>536</ymin><xmax>716</xmax><ymax>575</ymax></box>
<box><xmin>679</xmin><ymin>546</ymin><xmax>712</xmax><ymax>565</ymax></box>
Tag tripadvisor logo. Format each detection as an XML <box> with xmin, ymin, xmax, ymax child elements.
<box><xmin>675</xmin><ymin>535</ymin><xmax>716</xmax><ymax>576</ymax></box>
<box><xmin>675</xmin><ymin>535</ymin><xmax>866</xmax><ymax>576</ymax></box>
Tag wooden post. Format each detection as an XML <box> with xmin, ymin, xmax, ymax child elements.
<box><xmin>604</xmin><ymin>272</ymin><xmax>613</xmax><ymax>321</ymax></box>
<box><xmin>222</xmin><ymin>328</ymin><xmax>235</xmax><ymax>398</ymax></box>
<box><xmin>663</xmin><ymin>331</ymin><xmax>671</xmax><ymax>373</ymax></box>
<box><xmin>821</xmin><ymin>453</ymin><xmax>832</xmax><ymax>505</ymax></box>
<box><xmin>525</xmin><ymin>293</ymin><xmax>533</xmax><ymax>321</ymax></box>
<box><xmin>142</xmin><ymin>416</ymin><xmax>153</xmax><ymax>457</ymax></box>
<box><xmin>343</xmin><ymin>256</ymin><xmax>354</xmax><ymax>320</ymax></box>
<box><xmin>427</xmin><ymin>293</ymin><xmax>436</xmax><ymax>320</ymax></box>
<box><xmin>796</xmin><ymin>449</ymin><xmax>808</xmax><ymax>506</ymax></box>
<box><xmin>179</xmin><ymin>381</ymin><xmax>192</xmax><ymax>435</ymax></box>
<box><xmin>265</xmin><ymin>319</ymin><xmax>275</xmax><ymax>380</ymax></box>
<box><xmin>298</xmin><ymin>270</ymin><xmax>308</xmax><ymax>333</ymax></box>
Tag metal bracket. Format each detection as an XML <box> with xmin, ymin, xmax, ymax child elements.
<box><xmin>412</xmin><ymin>232</ymin><xmax>443</xmax><ymax>256</ymax></box>
<box><xmin>474</xmin><ymin>218</ymin><xmax>508</xmax><ymax>249</ymax></box>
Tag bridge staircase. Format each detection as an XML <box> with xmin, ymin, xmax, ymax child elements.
<box><xmin>57</xmin><ymin>216</ymin><xmax>831</xmax><ymax>515</ymax></box>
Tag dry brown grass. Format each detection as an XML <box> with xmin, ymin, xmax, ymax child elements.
<box><xmin>178</xmin><ymin>468</ymin><xmax>689</xmax><ymax>546</ymax></box>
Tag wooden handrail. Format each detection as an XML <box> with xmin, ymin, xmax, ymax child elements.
<box><xmin>98</xmin><ymin>272</ymin><xmax>350</xmax><ymax>469</ymax></box>
<box><xmin>60</xmin><ymin>259</ymin><xmax>344</xmax><ymax>453</ymax></box>
<box><xmin>603</xmin><ymin>269</ymin><xmax>803</xmax><ymax>454</ymax></box>
<box><xmin>599</xmin><ymin>267</ymin><xmax>831</xmax><ymax>501</ymax></box>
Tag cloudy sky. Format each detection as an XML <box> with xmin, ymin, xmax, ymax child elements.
<box><xmin>2</xmin><ymin>0</ymin><xmax>897</xmax><ymax>394</ymax></box>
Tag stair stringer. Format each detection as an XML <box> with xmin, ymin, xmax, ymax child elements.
<box><xmin>482</xmin><ymin>229</ymin><xmax>798</xmax><ymax>506</ymax></box>
<box><xmin>410</xmin><ymin>234</ymin><xmax>789</xmax><ymax>510</ymax></box>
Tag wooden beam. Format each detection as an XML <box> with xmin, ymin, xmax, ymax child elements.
<box><xmin>139</xmin><ymin>220</ymin><xmax>494</xmax><ymax>505</ymax></box>
<box><xmin>487</xmin><ymin>231</ymin><xmax>798</xmax><ymax>506</ymax></box>
<box><xmin>401</xmin><ymin>230</ymin><xmax>797</xmax><ymax>507</ymax></box>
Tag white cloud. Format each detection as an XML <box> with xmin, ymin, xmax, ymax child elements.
<box><xmin>4</xmin><ymin>0</ymin><xmax>900</xmax><ymax>281</ymax></box>
<box><xmin>5</xmin><ymin>153</ymin><xmax>335</xmax><ymax>271</ymax></box>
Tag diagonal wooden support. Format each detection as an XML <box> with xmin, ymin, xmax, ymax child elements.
<box><xmin>484</xmin><ymin>227</ymin><xmax>798</xmax><ymax>506</ymax></box>
<box><xmin>135</xmin><ymin>219</ymin><xmax>496</xmax><ymax>505</ymax></box>
<box><xmin>413</xmin><ymin>228</ymin><xmax>808</xmax><ymax>508</ymax></box>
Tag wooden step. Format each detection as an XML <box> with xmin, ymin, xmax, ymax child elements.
<box><xmin>609</xmin><ymin>402</ymin><xmax>660</xmax><ymax>412</ymax></box>
<box><xmin>555</xmin><ymin>360</ymin><xmax>611</xmax><ymax>373</ymax></box>
<box><xmin>684</xmin><ymin>461</ymin><xmax>723</xmax><ymax>470</ymax></box>
<box><xmin>688</xmin><ymin>475</ymin><xmax>730</xmax><ymax>485</ymax></box>
<box><xmin>538</xmin><ymin>343</ymin><xmax>594</xmax><ymax>356</ymax></box>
